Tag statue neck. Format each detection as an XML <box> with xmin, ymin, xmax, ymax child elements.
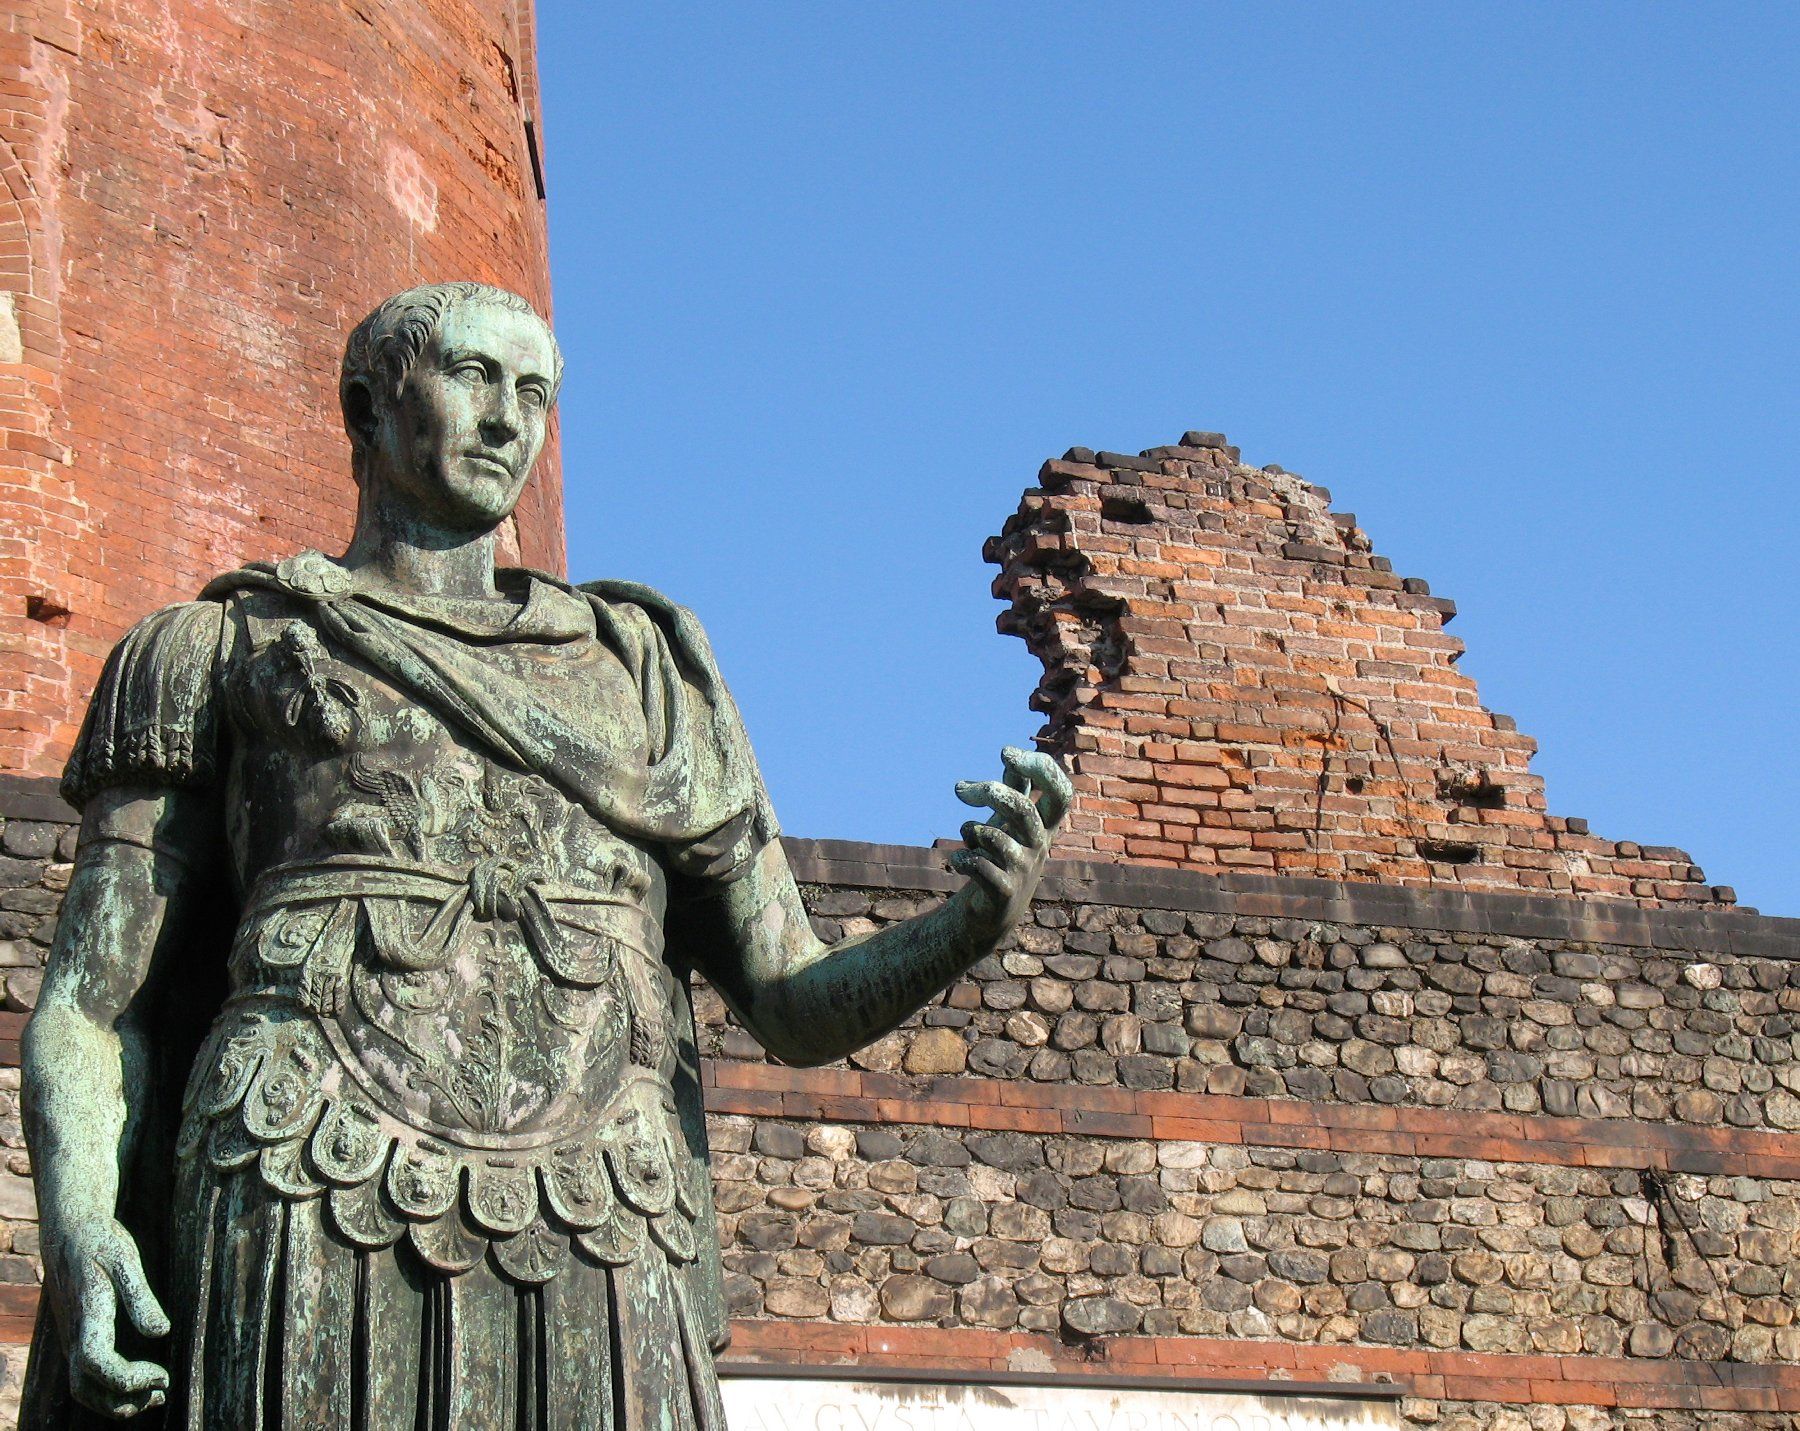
<box><xmin>340</xmin><ymin>485</ymin><xmax>504</xmax><ymax>601</ymax></box>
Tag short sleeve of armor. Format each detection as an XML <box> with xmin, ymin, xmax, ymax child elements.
<box><xmin>61</xmin><ymin>600</ymin><xmax>228</xmax><ymax>807</ymax></box>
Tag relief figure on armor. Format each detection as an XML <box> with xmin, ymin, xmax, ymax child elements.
<box><xmin>18</xmin><ymin>283</ymin><xmax>1073</xmax><ymax>1427</ymax></box>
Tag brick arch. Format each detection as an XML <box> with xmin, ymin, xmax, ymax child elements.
<box><xmin>0</xmin><ymin>119</ymin><xmax>62</xmax><ymax>380</ymax></box>
<box><xmin>0</xmin><ymin>133</ymin><xmax>46</xmax><ymax>374</ymax></box>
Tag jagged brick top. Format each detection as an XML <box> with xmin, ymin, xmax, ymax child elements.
<box><xmin>985</xmin><ymin>432</ymin><xmax>1732</xmax><ymax>908</ymax></box>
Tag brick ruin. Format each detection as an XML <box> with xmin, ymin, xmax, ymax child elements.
<box><xmin>986</xmin><ymin>434</ymin><xmax>1728</xmax><ymax>907</ymax></box>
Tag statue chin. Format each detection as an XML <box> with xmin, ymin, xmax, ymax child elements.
<box><xmin>447</xmin><ymin>460</ymin><xmax>532</xmax><ymax>524</ymax></box>
<box><xmin>446</xmin><ymin>493</ymin><xmax>522</xmax><ymax>535</ymax></box>
<box><xmin>372</xmin><ymin>469</ymin><xmax>529</xmax><ymax>540</ymax></box>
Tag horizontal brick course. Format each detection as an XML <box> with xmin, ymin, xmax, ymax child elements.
<box><xmin>703</xmin><ymin>1063</ymin><xmax>1800</xmax><ymax>1180</ymax></box>
<box><xmin>724</xmin><ymin>1322</ymin><xmax>1800</xmax><ymax>1414</ymax></box>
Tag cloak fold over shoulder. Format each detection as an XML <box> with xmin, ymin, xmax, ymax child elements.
<box><xmin>165</xmin><ymin>560</ymin><xmax>781</xmax><ymax>877</ymax></box>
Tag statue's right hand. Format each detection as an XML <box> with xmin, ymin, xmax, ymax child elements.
<box><xmin>45</xmin><ymin>1218</ymin><xmax>170</xmax><ymax>1419</ymax></box>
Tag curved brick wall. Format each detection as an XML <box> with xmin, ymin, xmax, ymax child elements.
<box><xmin>0</xmin><ymin>0</ymin><xmax>561</xmax><ymax>776</ymax></box>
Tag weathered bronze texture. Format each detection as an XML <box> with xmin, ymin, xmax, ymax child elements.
<box><xmin>18</xmin><ymin>283</ymin><xmax>1070</xmax><ymax>1426</ymax></box>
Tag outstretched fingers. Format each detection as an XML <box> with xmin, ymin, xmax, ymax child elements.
<box><xmin>955</xmin><ymin>778</ymin><xmax>1045</xmax><ymax>851</ymax></box>
<box><xmin>949</xmin><ymin>845</ymin><xmax>1016</xmax><ymax>916</ymax></box>
<box><xmin>956</xmin><ymin>750</ymin><xmax>1071</xmax><ymax>848</ymax></box>
<box><xmin>949</xmin><ymin>747</ymin><xmax>1071</xmax><ymax>926</ymax></box>
<box><xmin>1001</xmin><ymin>746</ymin><xmax>1073</xmax><ymax>831</ymax></box>
<box><xmin>961</xmin><ymin>820</ymin><xmax>1026</xmax><ymax>868</ymax></box>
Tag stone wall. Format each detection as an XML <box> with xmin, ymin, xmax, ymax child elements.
<box><xmin>0</xmin><ymin>0</ymin><xmax>562</xmax><ymax>779</ymax></box>
<box><xmin>0</xmin><ymin>778</ymin><xmax>72</xmax><ymax>1423</ymax></box>
<box><xmin>985</xmin><ymin>435</ymin><xmax>1725</xmax><ymax>905</ymax></box>
<box><xmin>702</xmin><ymin>843</ymin><xmax>1800</xmax><ymax>1426</ymax></box>
<box><xmin>712</xmin><ymin>1118</ymin><xmax>1800</xmax><ymax>1362</ymax></box>
<box><xmin>709</xmin><ymin>866</ymin><xmax>1800</xmax><ymax>1135</ymax></box>
<box><xmin>0</xmin><ymin>792</ymin><xmax>1796</xmax><ymax>1425</ymax></box>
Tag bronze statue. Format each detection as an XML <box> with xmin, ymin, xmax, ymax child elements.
<box><xmin>19</xmin><ymin>283</ymin><xmax>1071</xmax><ymax>1426</ymax></box>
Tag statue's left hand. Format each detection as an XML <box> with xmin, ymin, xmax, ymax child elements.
<box><xmin>950</xmin><ymin>746</ymin><xmax>1073</xmax><ymax>939</ymax></box>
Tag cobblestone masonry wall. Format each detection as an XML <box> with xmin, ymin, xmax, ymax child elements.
<box><xmin>0</xmin><ymin>0</ymin><xmax>562</xmax><ymax>778</ymax></box>
<box><xmin>985</xmin><ymin>433</ymin><xmax>1725</xmax><ymax>906</ymax></box>
<box><xmin>698</xmin><ymin>885</ymin><xmax>1800</xmax><ymax>1135</ymax></box>
<box><xmin>712</xmin><ymin>1117</ymin><xmax>1800</xmax><ymax>1363</ymax></box>
<box><xmin>0</xmin><ymin>780</ymin><xmax>72</xmax><ymax>1425</ymax></box>
<box><xmin>1</xmin><ymin>807</ymin><xmax>1798</xmax><ymax>1425</ymax></box>
<box><xmin>707</xmin><ymin>848</ymin><xmax>1800</xmax><ymax>1425</ymax></box>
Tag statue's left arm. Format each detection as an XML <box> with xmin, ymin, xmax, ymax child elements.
<box><xmin>679</xmin><ymin>746</ymin><xmax>1071</xmax><ymax>1066</ymax></box>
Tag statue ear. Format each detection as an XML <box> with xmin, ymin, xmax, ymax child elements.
<box><xmin>343</xmin><ymin>377</ymin><xmax>380</xmax><ymax>446</ymax></box>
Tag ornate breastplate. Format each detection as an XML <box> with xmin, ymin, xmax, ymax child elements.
<box><xmin>179</xmin><ymin>856</ymin><xmax>706</xmax><ymax>1285</ymax></box>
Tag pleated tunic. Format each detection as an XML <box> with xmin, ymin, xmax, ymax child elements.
<box><xmin>24</xmin><ymin>554</ymin><xmax>775</xmax><ymax>1430</ymax></box>
<box><xmin>165</xmin><ymin>1160</ymin><xmax>722</xmax><ymax>1429</ymax></box>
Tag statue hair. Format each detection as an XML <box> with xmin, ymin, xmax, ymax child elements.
<box><xmin>339</xmin><ymin>281</ymin><xmax>563</xmax><ymax>475</ymax></box>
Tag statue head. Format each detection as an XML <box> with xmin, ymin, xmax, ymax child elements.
<box><xmin>340</xmin><ymin>282</ymin><xmax>563</xmax><ymax>531</ymax></box>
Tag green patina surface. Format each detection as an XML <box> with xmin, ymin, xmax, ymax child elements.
<box><xmin>19</xmin><ymin>284</ymin><xmax>1069</xmax><ymax>1427</ymax></box>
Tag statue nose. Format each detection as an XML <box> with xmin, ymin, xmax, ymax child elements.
<box><xmin>479</xmin><ymin>398</ymin><xmax>520</xmax><ymax>445</ymax></box>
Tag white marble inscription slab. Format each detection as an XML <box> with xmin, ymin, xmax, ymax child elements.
<box><xmin>720</xmin><ymin>1376</ymin><xmax>1404</xmax><ymax>1431</ymax></box>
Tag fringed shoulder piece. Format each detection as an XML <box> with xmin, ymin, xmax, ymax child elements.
<box><xmin>61</xmin><ymin>600</ymin><xmax>229</xmax><ymax>807</ymax></box>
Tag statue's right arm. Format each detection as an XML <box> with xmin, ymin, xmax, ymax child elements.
<box><xmin>22</xmin><ymin>784</ymin><xmax>215</xmax><ymax>1419</ymax></box>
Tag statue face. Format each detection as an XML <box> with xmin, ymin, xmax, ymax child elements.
<box><xmin>368</xmin><ymin>300</ymin><xmax>557</xmax><ymax>531</ymax></box>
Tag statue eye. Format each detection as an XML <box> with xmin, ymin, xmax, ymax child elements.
<box><xmin>453</xmin><ymin>360</ymin><xmax>489</xmax><ymax>383</ymax></box>
<box><xmin>520</xmin><ymin>384</ymin><xmax>548</xmax><ymax>409</ymax></box>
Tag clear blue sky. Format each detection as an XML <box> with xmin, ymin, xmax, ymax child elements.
<box><xmin>538</xmin><ymin>4</ymin><xmax>1798</xmax><ymax>914</ymax></box>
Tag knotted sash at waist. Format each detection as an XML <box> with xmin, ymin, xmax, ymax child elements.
<box><xmin>240</xmin><ymin>854</ymin><xmax>662</xmax><ymax>1000</ymax></box>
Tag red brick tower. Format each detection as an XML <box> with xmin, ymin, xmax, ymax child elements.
<box><xmin>0</xmin><ymin>0</ymin><xmax>561</xmax><ymax>779</ymax></box>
